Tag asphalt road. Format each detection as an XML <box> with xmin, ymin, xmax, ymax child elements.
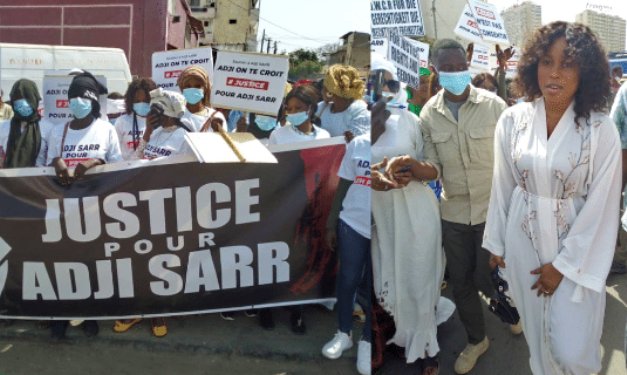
<box><xmin>376</xmin><ymin>272</ymin><xmax>627</xmax><ymax>375</ymax></box>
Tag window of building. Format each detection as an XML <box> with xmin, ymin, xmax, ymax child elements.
<box><xmin>190</xmin><ymin>0</ymin><xmax>201</xmax><ymax>6</ymax></box>
<box><xmin>204</xmin><ymin>21</ymin><xmax>210</xmax><ymax>26</ymax></box>
<box><xmin>229</xmin><ymin>19</ymin><xmax>237</xmax><ymax>24</ymax></box>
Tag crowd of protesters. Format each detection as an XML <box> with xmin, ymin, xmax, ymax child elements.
<box><xmin>0</xmin><ymin>60</ymin><xmax>373</xmax><ymax>375</ymax></box>
<box><xmin>371</xmin><ymin>20</ymin><xmax>627</xmax><ymax>375</ymax></box>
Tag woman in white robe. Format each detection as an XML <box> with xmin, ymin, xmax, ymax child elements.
<box><xmin>370</xmin><ymin>56</ymin><xmax>444</xmax><ymax>373</ymax></box>
<box><xmin>483</xmin><ymin>22</ymin><xmax>621</xmax><ymax>375</ymax></box>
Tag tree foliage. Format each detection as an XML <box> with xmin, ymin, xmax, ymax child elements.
<box><xmin>289</xmin><ymin>49</ymin><xmax>322</xmax><ymax>78</ymax></box>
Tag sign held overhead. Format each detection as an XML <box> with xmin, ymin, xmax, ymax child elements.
<box><xmin>370</xmin><ymin>0</ymin><xmax>425</xmax><ymax>39</ymax></box>
<box><xmin>210</xmin><ymin>51</ymin><xmax>288</xmax><ymax>116</ymax></box>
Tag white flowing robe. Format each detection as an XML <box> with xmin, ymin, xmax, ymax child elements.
<box><xmin>372</xmin><ymin>108</ymin><xmax>444</xmax><ymax>363</ymax></box>
<box><xmin>483</xmin><ymin>99</ymin><xmax>621</xmax><ymax>375</ymax></box>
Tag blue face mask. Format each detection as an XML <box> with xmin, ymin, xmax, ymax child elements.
<box><xmin>109</xmin><ymin>117</ymin><xmax>118</xmax><ymax>125</ymax></box>
<box><xmin>438</xmin><ymin>70</ymin><xmax>472</xmax><ymax>96</ymax></box>
<box><xmin>13</xmin><ymin>99</ymin><xmax>34</xmax><ymax>117</ymax></box>
<box><xmin>286</xmin><ymin>111</ymin><xmax>309</xmax><ymax>126</ymax></box>
<box><xmin>182</xmin><ymin>88</ymin><xmax>204</xmax><ymax>105</ymax></box>
<box><xmin>69</xmin><ymin>97</ymin><xmax>93</xmax><ymax>119</ymax></box>
<box><xmin>254</xmin><ymin>115</ymin><xmax>278</xmax><ymax>131</ymax></box>
<box><xmin>133</xmin><ymin>102</ymin><xmax>151</xmax><ymax>117</ymax></box>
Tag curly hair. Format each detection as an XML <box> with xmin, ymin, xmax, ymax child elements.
<box><xmin>512</xmin><ymin>21</ymin><xmax>610</xmax><ymax>125</ymax></box>
<box><xmin>124</xmin><ymin>77</ymin><xmax>157</xmax><ymax>115</ymax></box>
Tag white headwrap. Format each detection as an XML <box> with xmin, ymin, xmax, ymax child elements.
<box><xmin>370</xmin><ymin>52</ymin><xmax>399</xmax><ymax>81</ymax></box>
<box><xmin>149</xmin><ymin>88</ymin><xmax>187</xmax><ymax>119</ymax></box>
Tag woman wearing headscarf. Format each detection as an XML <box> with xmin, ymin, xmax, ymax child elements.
<box><xmin>45</xmin><ymin>71</ymin><xmax>122</xmax><ymax>340</ymax></box>
<box><xmin>136</xmin><ymin>88</ymin><xmax>193</xmax><ymax>160</ymax></box>
<box><xmin>484</xmin><ymin>22</ymin><xmax>620</xmax><ymax>374</ymax></box>
<box><xmin>369</xmin><ymin>53</ymin><xmax>445</xmax><ymax>375</ymax></box>
<box><xmin>317</xmin><ymin>65</ymin><xmax>370</xmax><ymax>138</ymax></box>
<box><xmin>47</xmin><ymin>71</ymin><xmax>122</xmax><ymax>182</ymax></box>
<box><xmin>113</xmin><ymin>88</ymin><xmax>192</xmax><ymax>337</ymax></box>
<box><xmin>406</xmin><ymin>68</ymin><xmax>433</xmax><ymax>117</ymax></box>
<box><xmin>177</xmin><ymin>66</ymin><xmax>226</xmax><ymax>132</ymax></box>
<box><xmin>114</xmin><ymin>78</ymin><xmax>158</xmax><ymax>160</ymax></box>
<box><xmin>0</xmin><ymin>79</ymin><xmax>53</xmax><ymax>169</ymax></box>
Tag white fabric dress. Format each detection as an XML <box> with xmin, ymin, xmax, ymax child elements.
<box><xmin>483</xmin><ymin>99</ymin><xmax>621</xmax><ymax>375</ymax></box>
<box><xmin>371</xmin><ymin>107</ymin><xmax>444</xmax><ymax>363</ymax></box>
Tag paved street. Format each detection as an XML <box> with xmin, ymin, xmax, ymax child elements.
<box><xmin>377</xmin><ymin>273</ymin><xmax>627</xmax><ymax>375</ymax></box>
<box><xmin>0</xmin><ymin>305</ymin><xmax>366</xmax><ymax>375</ymax></box>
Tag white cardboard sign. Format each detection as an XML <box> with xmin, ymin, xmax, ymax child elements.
<box><xmin>468</xmin><ymin>0</ymin><xmax>510</xmax><ymax>45</ymax></box>
<box><xmin>371</xmin><ymin>38</ymin><xmax>389</xmax><ymax>57</ymax></box>
<box><xmin>470</xmin><ymin>43</ymin><xmax>491</xmax><ymax>71</ymax></box>
<box><xmin>454</xmin><ymin>4</ymin><xmax>484</xmax><ymax>44</ymax></box>
<box><xmin>210</xmin><ymin>51</ymin><xmax>288</xmax><ymax>116</ymax></box>
<box><xmin>42</xmin><ymin>75</ymin><xmax>108</xmax><ymax>125</ymax></box>
<box><xmin>370</xmin><ymin>0</ymin><xmax>425</xmax><ymax>39</ymax></box>
<box><xmin>408</xmin><ymin>38</ymin><xmax>429</xmax><ymax>69</ymax></box>
<box><xmin>388</xmin><ymin>30</ymin><xmax>421</xmax><ymax>88</ymax></box>
<box><xmin>152</xmin><ymin>47</ymin><xmax>214</xmax><ymax>92</ymax></box>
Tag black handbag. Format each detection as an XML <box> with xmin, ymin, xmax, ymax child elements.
<box><xmin>488</xmin><ymin>267</ymin><xmax>520</xmax><ymax>325</ymax></box>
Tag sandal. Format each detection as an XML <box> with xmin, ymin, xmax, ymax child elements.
<box><xmin>151</xmin><ymin>317</ymin><xmax>167</xmax><ymax>338</ymax></box>
<box><xmin>422</xmin><ymin>356</ymin><xmax>440</xmax><ymax>375</ymax></box>
<box><xmin>113</xmin><ymin>318</ymin><xmax>142</xmax><ymax>333</ymax></box>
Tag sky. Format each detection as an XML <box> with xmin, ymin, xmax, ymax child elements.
<box><xmin>257</xmin><ymin>0</ymin><xmax>370</xmax><ymax>53</ymax></box>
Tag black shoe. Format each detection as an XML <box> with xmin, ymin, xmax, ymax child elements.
<box><xmin>259</xmin><ymin>309</ymin><xmax>274</xmax><ymax>330</ymax></box>
<box><xmin>290</xmin><ymin>311</ymin><xmax>306</xmax><ymax>335</ymax></box>
<box><xmin>81</xmin><ymin>320</ymin><xmax>99</xmax><ymax>337</ymax></box>
<box><xmin>51</xmin><ymin>321</ymin><xmax>69</xmax><ymax>341</ymax></box>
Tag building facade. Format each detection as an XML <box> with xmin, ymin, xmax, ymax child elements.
<box><xmin>500</xmin><ymin>1</ymin><xmax>542</xmax><ymax>48</ymax></box>
<box><xmin>328</xmin><ymin>32</ymin><xmax>370</xmax><ymax>71</ymax></box>
<box><xmin>576</xmin><ymin>10</ymin><xmax>626</xmax><ymax>53</ymax></box>
<box><xmin>0</xmin><ymin>0</ymin><xmax>204</xmax><ymax>77</ymax></box>
<box><xmin>188</xmin><ymin>0</ymin><xmax>259</xmax><ymax>52</ymax></box>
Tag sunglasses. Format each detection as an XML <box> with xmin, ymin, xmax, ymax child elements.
<box><xmin>369</xmin><ymin>74</ymin><xmax>401</xmax><ymax>93</ymax></box>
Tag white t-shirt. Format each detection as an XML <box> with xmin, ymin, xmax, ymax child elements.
<box><xmin>182</xmin><ymin>107</ymin><xmax>227</xmax><ymax>132</ymax></box>
<box><xmin>338</xmin><ymin>134</ymin><xmax>371</xmax><ymax>239</ymax></box>
<box><xmin>0</xmin><ymin>118</ymin><xmax>55</xmax><ymax>168</ymax></box>
<box><xmin>46</xmin><ymin>118</ymin><xmax>123</xmax><ymax>168</ymax></box>
<box><xmin>267</xmin><ymin>124</ymin><xmax>330</xmax><ymax>145</ymax></box>
<box><xmin>114</xmin><ymin>113</ymin><xmax>146</xmax><ymax>160</ymax></box>
<box><xmin>142</xmin><ymin>126</ymin><xmax>191</xmax><ymax>160</ymax></box>
<box><xmin>316</xmin><ymin>100</ymin><xmax>370</xmax><ymax>137</ymax></box>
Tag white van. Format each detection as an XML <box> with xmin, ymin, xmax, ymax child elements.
<box><xmin>0</xmin><ymin>43</ymin><xmax>132</xmax><ymax>99</ymax></box>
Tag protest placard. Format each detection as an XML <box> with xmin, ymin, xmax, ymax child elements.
<box><xmin>408</xmin><ymin>38</ymin><xmax>429</xmax><ymax>69</ymax></box>
<box><xmin>454</xmin><ymin>4</ymin><xmax>484</xmax><ymax>44</ymax></box>
<box><xmin>152</xmin><ymin>47</ymin><xmax>214</xmax><ymax>92</ymax></box>
<box><xmin>470</xmin><ymin>43</ymin><xmax>491</xmax><ymax>71</ymax></box>
<box><xmin>388</xmin><ymin>30</ymin><xmax>422</xmax><ymax>88</ymax></box>
<box><xmin>210</xmin><ymin>51</ymin><xmax>288</xmax><ymax>116</ymax></box>
<box><xmin>371</xmin><ymin>38</ymin><xmax>389</xmax><ymax>57</ymax></box>
<box><xmin>0</xmin><ymin>139</ymin><xmax>345</xmax><ymax>319</ymax></box>
<box><xmin>370</xmin><ymin>0</ymin><xmax>424</xmax><ymax>39</ymax></box>
<box><xmin>468</xmin><ymin>0</ymin><xmax>510</xmax><ymax>45</ymax></box>
<box><xmin>42</xmin><ymin>75</ymin><xmax>108</xmax><ymax>125</ymax></box>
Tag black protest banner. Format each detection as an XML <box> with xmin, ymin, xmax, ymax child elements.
<box><xmin>0</xmin><ymin>142</ymin><xmax>345</xmax><ymax>319</ymax></box>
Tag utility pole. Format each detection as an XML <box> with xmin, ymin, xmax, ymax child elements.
<box><xmin>267</xmin><ymin>38</ymin><xmax>272</xmax><ymax>54</ymax></box>
<box><xmin>273</xmin><ymin>41</ymin><xmax>278</xmax><ymax>54</ymax></box>
<box><xmin>260</xmin><ymin>29</ymin><xmax>266</xmax><ymax>53</ymax></box>
<box><xmin>432</xmin><ymin>0</ymin><xmax>438</xmax><ymax>40</ymax></box>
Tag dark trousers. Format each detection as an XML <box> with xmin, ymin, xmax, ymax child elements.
<box><xmin>442</xmin><ymin>220</ymin><xmax>495</xmax><ymax>345</ymax></box>
<box><xmin>336</xmin><ymin>219</ymin><xmax>371</xmax><ymax>341</ymax></box>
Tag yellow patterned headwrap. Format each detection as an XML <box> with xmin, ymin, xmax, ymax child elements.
<box><xmin>284</xmin><ymin>82</ymin><xmax>293</xmax><ymax>98</ymax></box>
<box><xmin>177</xmin><ymin>66</ymin><xmax>212</xmax><ymax>106</ymax></box>
<box><xmin>323</xmin><ymin>65</ymin><xmax>365</xmax><ymax>100</ymax></box>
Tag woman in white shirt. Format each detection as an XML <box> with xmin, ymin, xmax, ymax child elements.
<box><xmin>317</xmin><ymin>65</ymin><xmax>370</xmax><ymax>138</ymax></box>
<box><xmin>114</xmin><ymin>78</ymin><xmax>158</xmax><ymax>160</ymax></box>
<box><xmin>177</xmin><ymin>66</ymin><xmax>226</xmax><ymax>132</ymax></box>
<box><xmin>267</xmin><ymin>85</ymin><xmax>330</xmax><ymax>145</ymax></box>
<box><xmin>47</xmin><ymin>71</ymin><xmax>123</xmax><ymax>340</ymax></box>
<box><xmin>136</xmin><ymin>88</ymin><xmax>193</xmax><ymax>160</ymax></box>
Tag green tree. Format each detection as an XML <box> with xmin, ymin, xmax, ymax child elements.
<box><xmin>289</xmin><ymin>49</ymin><xmax>322</xmax><ymax>79</ymax></box>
